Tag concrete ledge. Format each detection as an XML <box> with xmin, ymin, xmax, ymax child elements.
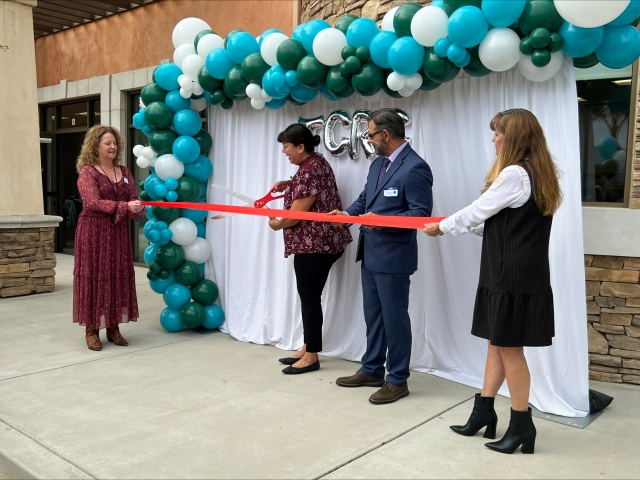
<box><xmin>0</xmin><ymin>216</ymin><xmax>63</xmax><ymax>229</ymax></box>
<box><xmin>583</xmin><ymin>207</ymin><xmax>640</xmax><ymax>257</ymax></box>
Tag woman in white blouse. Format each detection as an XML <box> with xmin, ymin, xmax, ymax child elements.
<box><xmin>424</xmin><ymin>109</ymin><xmax>562</xmax><ymax>455</ymax></box>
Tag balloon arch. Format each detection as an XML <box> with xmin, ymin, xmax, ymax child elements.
<box><xmin>133</xmin><ymin>0</ymin><xmax>640</xmax><ymax>332</ymax></box>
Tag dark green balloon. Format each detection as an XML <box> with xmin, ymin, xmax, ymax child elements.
<box><xmin>191</xmin><ymin>279</ymin><xmax>219</xmax><ymax>306</ymax></box>
<box><xmin>351</xmin><ymin>62</ymin><xmax>383</xmax><ymax>96</ymax></box>
<box><xmin>241</xmin><ymin>53</ymin><xmax>270</xmax><ymax>85</ymax></box>
<box><xmin>423</xmin><ymin>48</ymin><xmax>460</xmax><ymax>83</ymax></box>
<box><xmin>149</xmin><ymin>129</ymin><xmax>177</xmax><ymax>156</ymax></box>
<box><xmin>296</xmin><ymin>55</ymin><xmax>329</xmax><ymax>89</ymax></box>
<box><xmin>519</xmin><ymin>0</ymin><xmax>562</xmax><ymax>36</ymax></box>
<box><xmin>286</xmin><ymin>94</ymin><xmax>307</xmax><ymax>106</ymax></box>
<box><xmin>463</xmin><ymin>46</ymin><xmax>491</xmax><ymax>78</ymax></box>
<box><xmin>180</xmin><ymin>301</ymin><xmax>205</xmax><ymax>328</ymax></box>
<box><xmin>156</xmin><ymin>242</ymin><xmax>185</xmax><ymax>270</ymax></box>
<box><xmin>531</xmin><ymin>49</ymin><xmax>551</xmax><ymax>67</ymax></box>
<box><xmin>443</xmin><ymin>0</ymin><xmax>482</xmax><ymax>17</ymax></box>
<box><xmin>194</xmin><ymin>29</ymin><xmax>215</xmax><ymax>51</ymax></box>
<box><xmin>393</xmin><ymin>2</ymin><xmax>423</xmax><ymax>37</ymax></box>
<box><xmin>152</xmin><ymin>66</ymin><xmax>158</xmax><ymax>83</ymax></box>
<box><xmin>335</xmin><ymin>14</ymin><xmax>359</xmax><ymax>34</ymax></box>
<box><xmin>193</xmin><ymin>129</ymin><xmax>212</xmax><ymax>154</ymax></box>
<box><xmin>225</xmin><ymin>65</ymin><xmax>250</xmax><ymax>96</ymax></box>
<box><xmin>190</xmin><ymin>92</ymin><xmax>204</xmax><ymax>100</ymax></box>
<box><xmin>418</xmin><ymin>69</ymin><xmax>441</xmax><ymax>90</ymax></box>
<box><xmin>530</xmin><ymin>28</ymin><xmax>551</xmax><ymax>49</ymax></box>
<box><xmin>210</xmin><ymin>89</ymin><xmax>227</xmax><ymax>105</ymax></box>
<box><xmin>144</xmin><ymin>102</ymin><xmax>173</xmax><ymax>129</ymax></box>
<box><xmin>340</xmin><ymin>63</ymin><xmax>353</xmax><ymax>78</ymax></box>
<box><xmin>139</xmin><ymin>191</ymin><xmax>151</xmax><ymax>202</ymax></box>
<box><xmin>633</xmin><ymin>16</ymin><xmax>640</xmax><ymax>27</ymax></box>
<box><xmin>548</xmin><ymin>32</ymin><xmax>564</xmax><ymax>53</ymax></box>
<box><xmin>325</xmin><ymin>65</ymin><xmax>355</xmax><ymax>98</ymax></box>
<box><xmin>147</xmin><ymin>271</ymin><xmax>158</xmax><ymax>281</ymax></box>
<box><xmin>176</xmin><ymin>176</ymin><xmax>202</xmax><ymax>202</ymax></box>
<box><xmin>223</xmin><ymin>82</ymin><xmax>247</xmax><ymax>101</ymax></box>
<box><xmin>198</xmin><ymin>66</ymin><xmax>224</xmax><ymax>92</ymax></box>
<box><xmin>175</xmin><ymin>260</ymin><xmax>203</xmax><ymax>287</ymax></box>
<box><xmin>276</xmin><ymin>39</ymin><xmax>307</xmax><ymax>71</ymax></box>
<box><xmin>573</xmin><ymin>53</ymin><xmax>599</xmax><ymax>69</ymax></box>
<box><xmin>221</xmin><ymin>98</ymin><xmax>234</xmax><ymax>110</ymax></box>
<box><xmin>152</xmin><ymin>206</ymin><xmax>180</xmax><ymax>224</ymax></box>
<box><xmin>224</xmin><ymin>29</ymin><xmax>244</xmax><ymax>49</ymax></box>
<box><xmin>149</xmin><ymin>260</ymin><xmax>162</xmax><ymax>274</ymax></box>
<box><xmin>141</xmin><ymin>83</ymin><xmax>167</xmax><ymax>106</ymax></box>
<box><xmin>355</xmin><ymin>46</ymin><xmax>371</xmax><ymax>63</ymax></box>
<box><xmin>520</xmin><ymin>37</ymin><xmax>534</xmax><ymax>55</ymax></box>
<box><xmin>341</xmin><ymin>45</ymin><xmax>356</xmax><ymax>60</ymax></box>
<box><xmin>344</xmin><ymin>56</ymin><xmax>362</xmax><ymax>74</ymax></box>
<box><xmin>158</xmin><ymin>268</ymin><xmax>171</xmax><ymax>280</ymax></box>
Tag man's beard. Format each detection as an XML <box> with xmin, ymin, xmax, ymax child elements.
<box><xmin>374</xmin><ymin>138</ymin><xmax>388</xmax><ymax>156</ymax></box>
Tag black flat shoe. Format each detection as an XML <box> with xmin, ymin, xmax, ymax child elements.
<box><xmin>278</xmin><ymin>357</ymin><xmax>302</xmax><ymax>365</ymax></box>
<box><xmin>282</xmin><ymin>361</ymin><xmax>320</xmax><ymax>375</ymax></box>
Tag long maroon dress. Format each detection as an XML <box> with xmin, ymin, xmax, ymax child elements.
<box><xmin>73</xmin><ymin>165</ymin><xmax>146</xmax><ymax>329</ymax></box>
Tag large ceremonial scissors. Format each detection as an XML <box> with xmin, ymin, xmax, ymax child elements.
<box><xmin>210</xmin><ymin>184</ymin><xmax>285</xmax><ymax>219</ymax></box>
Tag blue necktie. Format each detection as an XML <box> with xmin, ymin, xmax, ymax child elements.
<box><xmin>376</xmin><ymin>157</ymin><xmax>391</xmax><ymax>188</ymax></box>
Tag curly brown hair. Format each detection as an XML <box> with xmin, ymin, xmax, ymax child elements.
<box><xmin>76</xmin><ymin>125</ymin><xmax>125</xmax><ymax>172</ymax></box>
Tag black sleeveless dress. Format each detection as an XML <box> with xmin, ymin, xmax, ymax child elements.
<box><xmin>471</xmin><ymin>164</ymin><xmax>555</xmax><ymax>347</ymax></box>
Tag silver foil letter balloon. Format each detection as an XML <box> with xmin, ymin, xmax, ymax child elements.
<box><xmin>350</xmin><ymin>110</ymin><xmax>372</xmax><ymax>160</ymax></box>
<box><xmin>298</xmin><ymin>115</ymin><xmax>326</xmax><ymax>135</ymax></box>
<box><xmin>324</xmin><ymin>110</ymin><xmax>351</xmax><ymax>157</ymax></box>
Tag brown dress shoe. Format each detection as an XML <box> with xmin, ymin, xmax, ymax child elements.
<box><xmin>85</xmin><ymin>327</ymin><xmax>102</xmax><ymax>351</ymax></box>
<box><xmin>369</xmin><ymin>382</ymin><xmax>409</xmax><ymax>404</ymax></box>
<box><xmin>106</xmin><ymin>325</ymin><xmax>128</xmax><ymax>346</ymax></box>
<box><xmin>336</xmin><ymin>370</ymin><xmax>385</xmax><ymax>388</ymax></box>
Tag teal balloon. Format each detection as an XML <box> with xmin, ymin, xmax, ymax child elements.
<box><xmin>184</xmin><ymin>155</ymin><xmax>213</xmax><ymax>182</ymax></box>
<box><xmin>163</xmin><ymin>283</ymin><xmax>191</xmax><ymax>310</ymax></box>
<box><xmin>346</xmin><ymin>18</ymin><xmax>380</xmax><ymax>48</ymax></box>
<box><xmin>150</xmin><ymin>270</ymin><xmax>176</xmax><ymax>294</ymax></box>
<box><xmin>180</xmin><ymin>302</ymin><xmax>205</xmax><ymax>328</ymax></box>
<box><xmin>388</xmin><ymin>37</ymin><xmax>425</xmax><ymax>75</ymax></box>
<box><xmin>160</xmin><ymin>308</ymin><xmax>184</xmax><ymax>332</ymax></box>
<box><xmin>165</xmin><ymin>90</ymin><xmax>191</xmax><ymax>113</ymax></box>
<box><xmin>596</xmin><ymin>25</ymin><xmax>640</xmax><ymax>69</ymax></box>
<box><xmin>608</xmin><ymin>0</ymin><xmax>640</xmax><ymax>26</ymax></box>
<box><xmin>370</xmin><ymin>31</ymin><xmax>398</xmax><ymax>69</ymax></box>
<box><xmin>598</xmin><ymin>136</ymin><xmax>619</xmax><ymax>159</ymax></box>
<box><xmin>143</xmin><ymin>243</ymin><xmax>159</xmax><ymax>265</ymax></box>
<box><xmin>559</xmin><ymin>23</ymin><xmax>602</xmax><ymax>59</ymax></box>
<box><xmin>227</xmin><ymin>31</ymin><xmax>259</xmax><ymax>64</ymax></box>
<box><xmin>335</xmin><ymin>14</ymin><xmax>359</xmax><ymax>35</ymax></box>
<box><xmin>175</xmin><ymin>261</ymin><xmax>203</xmax><ymax>287</ymax></box>
<box><xmin>196</xmin><ymin>221</ymin><xmax>206</xmax><ymax>238</ymax></box>
<box><xmin>202</xmin><ymin>304</ymin><xmax>225</xmax><ymax>330</ymax></box>
<box><xmin>191</xmin><ymin>279</ymin><xmax>219</xmax><ymax>306</ymax></box>
<box><xmin>181</xmin><ymin>203</ymin><xmax>208</xmax><ymax>223</ymax></box>
<box><xmin>172</xmin><ymin>109</ymin><xmax>202</xmax><ymax>137</ymax></box>
<box><xmin>154</xmin><ymin>63</ymin><xmax>182</xmax><ymax>91</ymax></box>
<box><xmin>447</xmin><ymin>6</ymin><xmax>489</xmax><ymax>48</ymax></box>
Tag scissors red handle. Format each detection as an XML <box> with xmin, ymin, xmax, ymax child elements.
<box><xmin>254</xmin><ymin>187</ymin><xmax>285</xmax><ymax>208</ymax></box>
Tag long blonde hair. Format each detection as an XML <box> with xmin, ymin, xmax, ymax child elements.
<box><xmin>76</xmin><ymin>125</ymin><xmax>124</xmax><ymax>172</ymax></box>
<box><xmin>485</xmin><ymin>109</ymin><xmax>562</xmax><ymax>216</ymax></box>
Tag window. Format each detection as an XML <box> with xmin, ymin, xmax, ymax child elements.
<box><xmin>576</xmin><ymin>62</ymin><xmax>637</xmax><ymax>205</ymax></box>
<box><xmin>59</xmin><ymin>101</ymin><xmax>88</xmax><ymax>129</ymax></box>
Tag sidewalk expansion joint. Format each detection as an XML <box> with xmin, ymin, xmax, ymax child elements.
<box><xmin>315</xmin><ymin>395</ymin><xmax>475</xmax><ymax>480</ymax></box>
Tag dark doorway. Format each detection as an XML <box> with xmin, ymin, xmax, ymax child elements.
<box><xmin>57</xmin><ymin>133</ymin><xmax>85</xmax><ymax>254</ymax></box>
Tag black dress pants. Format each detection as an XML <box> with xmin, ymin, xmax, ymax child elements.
<box><xmin>293</xmin><ymin>250</ymin><xmax>344</xmax><ymax>353</ymax></box>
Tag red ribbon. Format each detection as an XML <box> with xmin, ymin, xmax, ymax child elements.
<box><xmin>141</xmin><ymin>201</ymin><xmax>444</xmax><ymax>230</ymax></box>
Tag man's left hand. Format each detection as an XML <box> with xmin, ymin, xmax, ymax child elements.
<box><xmin>268</xmin><ymin>217</ymin><xmax>282</xmax><ymax>231</ymax></box>
<box><xmin>360</xmin><ymin>211</ymin><xmax>380</xmax><ymax>230</ymax></box>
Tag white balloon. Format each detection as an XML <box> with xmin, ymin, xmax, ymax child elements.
<box><xmin>362</xmin><ymin>90</ymin><xmax>383</xmax><ymax>103</ymax></box>
<box><xmin>132</xmin><ymin>144</ymin><xmax>145</xmax><ymax>157</ymax></box>
<box><xmin>260</xmin><ymin>89</ymin><xmax>273</xmax><ymax>102</ymax></box>
<box><xmin>405</xmin><ymin>72</ymin><xmax>423</xmax><ymax>90</ymax></box>
<box><xmin>179</xmin><ymin>87</ymin><xmax>192</xmax><ymax>99</ymax></box>
<box><xmin>141</xmin><ymin>146</ymin><xmax>156</xmax><ymax>159</ymax></box>
<box><xmin>169</xmin><ymin>218</ymin><xmax>198</xmax><ymax>246</ymax></box>
<box><xmin>183</xmin><ymin>237</ymin><xmax>212</xmax><ymax>264</ymax></box>
<box><xmin>136</xmin><ymin>156</ymin><xmax>150</xmax><ymax>168</ymax></box>
<box><xmin>178</xmin><ymin>76</ymin><xmax>193</xmax><ymax>90</ymax></box>
<box><xmin>139</xmin><ymin>98</ymin><xmax>146</xmax><ymax>109</ymax></box>
<box><xmin>518</xmin><ymin>51</ymin><xmax>564</xmax><ymax>82</ymax></box>
<box><xmin>613</xmin><ymin>150</ymin><xmax>627</xmax><ymax>171</ymax></box>
<box><xmin>190</xmin><ymin>97</ymin><xmax>207</xmax><ymax>112</ymax></box>
<box><xmin>197</xmin><ymin>33</ymin><xmax>224</xmax><ymax>61</ymax></box>
<box><xmin>182</xmin><ymin>54</ymin><xmax>204</xmax><ymax>80</ymax></box>
<box><xmin>382</xmin><ymin>7</ymin><xmax>399</xmax><ymax>32</ymax></box>
<box><xmin>148</xmin><ymin>157</ymin><xmax>157</xmax><ymax>168</ymax></box>
<box><xmin>411</xmin><ymin>6</ymin><xmax>449</xmax><ymax>47</ymax></box>
<box><xmin>261</xmin><ymin>32</ymin><xmax>289</xmax><ymax>67</ymax></box>
<box><xmin>398</xmin><ymin>85</ymin><xmax>415</xmax><ymax>97</ymax></box>
<box><xmin>251</xmin><ymin>98</ymin><xmax>266</xmax><ymax>110</ymax></box>
<box><xmin>246</xmin><ymin>83</ymin><xmax>262</xmax><ymax>99</ymax></box>
<box><xmin>174</xmin><ymin>44</ymin><xmax>196</xmax><ymax>71</ymax></box>
<box><xmin>479</xmin><ymin>28</ymin><xmax>521</xmax><ymax>72</ymax></box>
<box><xmin>191</xmin><ymin>82</ymin><xmax>204</xmax><ymax>95</ymax></box>
<box><xmin>155</xmin><ymin>154</ymin><xmax>184</xmax><ymax>181</ymax></box>
<box><xmin>554</xmin><ymin>0</ymin><xmax>630</xmax><ymax>28</ymax></box>
<box><xmin>387</xmin><ymin>72</ymin><xmax>406</xmax><ymax>91</ymax></box>
<box><xmin>313</xmin><ymin>28</ymin><xmax>348</xmax><ymax>66</ymax></box>
<box><xmin>172</xmin><ymin>17</ymin><xmax>211</xmax><ymax>48</ymax></box>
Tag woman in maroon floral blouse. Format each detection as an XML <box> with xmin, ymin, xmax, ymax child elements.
<box><xmin>269</xmin><ymin>124</ymin><xmax>352</xmax><ymax>375</ymax></box>
<box><xmin>74</xmin><ymin>126</ymin><xmax>146</xmax><ymax>351</ymax></box>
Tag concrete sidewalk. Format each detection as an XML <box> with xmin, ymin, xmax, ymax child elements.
<box><xmin>0</xmin><ymin>255</ymin><xmax>638</xmax><ymax>479</ymax></box>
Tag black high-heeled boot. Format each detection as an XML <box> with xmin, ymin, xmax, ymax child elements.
<box><xmin>450</xmin><ymin>394</ymin><xmax>498</xmax><ymax>439</ymax></box>
<box><xmin>485</xmin><ymin>407</ymin><xmax>536</xmax><ymax>454</ymax></box>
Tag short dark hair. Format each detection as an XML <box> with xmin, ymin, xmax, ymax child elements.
<box><xmin>277</xmin><ymin>124</ymin><xmax>321</xmax><ymax>153</ymax></box>
<box><xmin>369</xmin><ymin>109</ymin><xmax>405</xmax><ymax>140</ymax></box>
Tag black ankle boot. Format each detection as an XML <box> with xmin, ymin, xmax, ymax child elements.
<box><xmin>450</xmin><ymin>394</ymin><xmax>498</xmax><ymax>439</ymax></box>
<box><xmin>485</xmin><ymin>408</ymin><xmax>536</xmax><ymax>454</ymax></box>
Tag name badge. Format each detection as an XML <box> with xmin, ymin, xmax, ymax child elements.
<box><xmin>384</xmin><ymin>187</ymin><xmax>398</xmax><ymax>197</ymax></box>
<box><xmin>123</xmin><ymin>177</ymin><xmax>129</xmax><ymax>184</ymax></box>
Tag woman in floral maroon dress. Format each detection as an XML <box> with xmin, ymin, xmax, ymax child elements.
<box><xmin>268</xmin><ymin>124</ymin><xmax>352</xmax><ymax>374</ymax></box>
<box><xmin>74</xmin><ymin>126</ymin><xmax>146</xmax><ymax>351</ymax></box>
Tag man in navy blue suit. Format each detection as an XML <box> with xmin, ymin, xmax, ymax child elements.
<box><xmin>330</xmin><ymin>109</ymin><xmax>433</xmax><ymax>404</ymax></box>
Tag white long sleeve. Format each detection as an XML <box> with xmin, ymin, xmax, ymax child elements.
<box><xmin>440</xmin><ymin>165</ymin><xmax>531</xmax><ymax>236</ymax></box>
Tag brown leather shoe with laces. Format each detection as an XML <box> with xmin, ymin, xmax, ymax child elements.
<box><xmin>85</xmin><ymin>327</ymin><xmax>102</xmax><ymax>351</ymax></box>
<box><xmin>106</xmin><ymin>325</ymin><xmax>128</xmax><ymax>346</ymax></box>
<box><xmin>369</xmin><ymin>382</ymin><xmax>409</xmax><ymax>404</ymax></box>
<box><xmin>336</xmin><ymin>370</ymin><xmax>385</xmax><ymax>388</ymax></box>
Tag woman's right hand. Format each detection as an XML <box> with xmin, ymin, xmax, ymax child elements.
<box><xmin>128</xmin><ymin>200</ymin><xmax>144</xmax><ymax>213</ymax></box>
<box><xmin>271</xmin><ymin>180</ymin><xmax>289</xmax><ymax>193</ymax></box>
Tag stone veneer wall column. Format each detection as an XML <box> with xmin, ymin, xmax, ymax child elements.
<box><xmin>301</xmin><ymin>0</ymin><xmax>433</xmax><ymax>25</ymax></box>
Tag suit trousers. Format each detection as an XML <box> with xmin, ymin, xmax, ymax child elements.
<box><xmin>359</xmin><ymin>261</ymin><xmax>412</xmax><ymax>387</ymax></box>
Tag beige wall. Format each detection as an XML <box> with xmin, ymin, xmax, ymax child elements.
<box><xmin>1</xmin><ymin>0</ymin><xmax>43</xmax><ymax>216</ymax></box>
<box><xmin>35</xmin><ymin>0</ymin><xmax>298</xmax><ymax>88</ymax></box>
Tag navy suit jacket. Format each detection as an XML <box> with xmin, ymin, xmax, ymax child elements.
<box><xmin>345</xmin><ymin>144</ymin><xmax>433</xmax><ymax>274</ymax></box>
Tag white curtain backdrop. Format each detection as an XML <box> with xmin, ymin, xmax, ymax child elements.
<box><xmin>205</xmin><ymin>59</ymin><xmax>590</xmax><ymax>417</ymax></box>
